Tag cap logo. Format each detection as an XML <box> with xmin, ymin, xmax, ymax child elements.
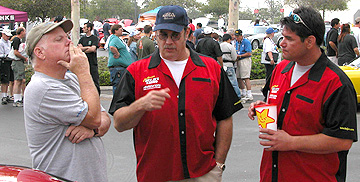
<box><xmin>163</xmin><ymin>12</ymin><xmax>176</xmax><ymax>20</ymax></box>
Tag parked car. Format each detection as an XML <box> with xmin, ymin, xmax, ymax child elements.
<box><xmin>0</xmin><ymin>164</ymin><xmax>73</xmax><ymax>181</ymax></box>
<box><xmin>242</xmin><ymin>26</ymin><xmax>283</xmax><ymax>50</ymax></box>
<box><xmin>339</xmin><ymin>56</ymin><xmax>360</xmax><ymax>104</ymax></box>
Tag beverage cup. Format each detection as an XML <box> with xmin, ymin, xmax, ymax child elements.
<box><xmin>254</xmin><ymin>104</ymin><xmax>277</xmax><ymax>145</ymax></box>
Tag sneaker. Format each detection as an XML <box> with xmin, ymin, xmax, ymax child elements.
<box><xmin>7</xmin><ymin>96</ymin><xmax>14</xmax><ymax>103</ymax></box>
<box><xmin>1</xmin><ymin>97</ymin><xmax>8</xmax><ymax>105</ymax></box>
<box><xmin>246</xmin><ymin>95</ymin><xmax>254</xmax><ymax>101</ymax></box>
<box><xmin>13</xmin><ymin>101</ymin><xmax>23</xmax><ymax>107</ymax></box>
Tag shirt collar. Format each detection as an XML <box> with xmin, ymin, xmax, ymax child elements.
<box><xmin>281</xmin><ymin>49</ymin><xmax>328</xmax><ymax>82</ymax></box>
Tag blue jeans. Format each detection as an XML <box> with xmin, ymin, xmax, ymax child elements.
<box><xmin>226</xmin><ymin>66</ymin><xmax>241</xmax><ymax>98</ymax></box>
<box><xmin>109</xmin><ymin>66</ymin><xmax>126</xmax><ymax>94</ymax></box>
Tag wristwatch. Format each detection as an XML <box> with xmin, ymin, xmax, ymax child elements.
<box><xmin>216</xmin><ymin>162</ymin><xmax>226</xmax><ymax>171</ymax></box>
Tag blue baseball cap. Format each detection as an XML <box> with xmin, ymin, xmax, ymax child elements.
<box><xmin>266</xmin><ymin>27</ymin><xmax>278</xmax><ymax>34</ymax></box>
<box><xmin>154</xmin><ymin>5</ymin><xmax>189</xmax><ymax>33</ymax></box>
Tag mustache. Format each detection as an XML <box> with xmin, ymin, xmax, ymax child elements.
<box><xmin>164</xmin><ymin>45</ymin><xmax>176</xmax><ymax>49</ymax></box>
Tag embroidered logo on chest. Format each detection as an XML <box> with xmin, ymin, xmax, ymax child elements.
<box><xmin>143</xmin><ymin>76</ymin><xmax>161</xmax><ymax>91</ymax></box>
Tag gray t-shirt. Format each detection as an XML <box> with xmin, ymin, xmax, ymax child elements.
<box><xmin>24</xmin><ymin>72</ymin><xmax>107</xmax><ymax>182</ymax></box>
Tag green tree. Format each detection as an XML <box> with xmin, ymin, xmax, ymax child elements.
<box><xmin>239</xmin><ymin>8</ymin><xmax>255</xmax><ymax>20</ymax></box>
<box><xmin>256</xmin><ymin>0</ymin><xmax>283</xmax><ymax>24</ymax></box>
<box><xmin>141</xmin><ymin>0</ymin><xmax>201</xmax><ymax>13</ymax></box>
<box><xmin>201</xmin><ymin>0</ymin><xmax>229</xmax><ymax>18</ymax></box>
<box><xmin>284</xmin><ymin>0</ymin><xmax>349</xmax><ymax>18</ymax></box>
<box><xmin>0</xmin><ymin>0</ymin><xmax>71</xmax><ymax>21</ymax></box>
<box><xmin>81</xmin><ymin>0</ymin><xmax>139</xmax><ymax>21</ymax></box>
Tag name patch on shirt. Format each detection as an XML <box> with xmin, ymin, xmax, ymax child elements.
<box><xmin>269</xmin><ymin>85</ymin><xmax>279</xmax><ymax>100</ymax></box>
<box><xmin>143</xmin><ymin>76</ymin><xmax>161</xmax><ymax>91</ymax></box>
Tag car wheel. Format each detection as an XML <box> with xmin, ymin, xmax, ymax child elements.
<box><xmin>277</xmin><ymin>37</ymin><xmax>283</xmax><ymax>48</ymax></box>
<box><xmin>251</xmin><ymin>40</ymin><xmax>259</xmax><ymax>50</ymax></box>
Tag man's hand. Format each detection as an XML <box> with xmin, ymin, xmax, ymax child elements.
<box><xmin>259</xmin><ymin>128</ymin><xmax>294</xmax><ymax>151</ymax></box>
<box><xmin>94</xmin><ymin>111</ymin><xmax>111</xmax><ymax>137</ymax></box>
<box><xmin>248</xmin><ymin>100</ymin><xmax>266</xmax><ymax>120</ymax></box>
<box><xmin>57</xmin><ymin>43</ymin><xmax>90</xmax><ymax>75</ymax></box>
<box><xmin>139</xmin><ymin>88</ymin><xmax>171</xmax><ymax>111</ymax></box>
<box><xmin>113</xmin><ymin>53</ymin><xmax>120</xmax><ymax>59</ymax></box>
<box><xmin>113</xmin><ymin>88</ymin><xmax>171</xmax><ymax>132</ymax></box>
<box><xmin>65</xmin><ymin>125</ymin><xmax>94</xmax><ymax>144</ymax></box>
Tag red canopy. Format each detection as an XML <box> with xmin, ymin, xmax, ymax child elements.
<box><xmin>0</xmin><ymin>6</ymin><xmax>28</xmax><ymax>23</ymax></box>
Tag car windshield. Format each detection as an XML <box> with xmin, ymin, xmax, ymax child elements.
<box><xmin>243</xmin><ymin>26</ymin><xmax>268</xmax><ymax>34</ymax></box>
<box><xmin>349</xmin><ymin>57</ymin><xmax>360</xmax><ymax>68</ymax></box>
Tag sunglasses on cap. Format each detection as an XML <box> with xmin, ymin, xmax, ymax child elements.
<box><xmin>289</xmin><ymin>12</ymin><xmax>312</xmax><ymax>32</ymax></box>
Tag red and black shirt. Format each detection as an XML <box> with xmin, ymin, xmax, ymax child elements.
<box><xmin>109</xmin><ymin>48</ymin><xmax>242</xmax><ymax>182</ymax></box>
<box><xmin>262</xmin><ymin>52</ymin><xmax>358</xmax><ymax>182</ymax></box>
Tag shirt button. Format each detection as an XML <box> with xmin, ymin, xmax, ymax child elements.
<box><xmin>287</xmin><ymin>91</ymin><xmax>290</xmax><ymax>94</ymax></box>
<box><xmin>177</xmin><ymin>95</ymin><xmax>179</xmax><ymax>98</ymax></box>
<box><xmin>274</xmin><ymin>164</ymin><xmax>277</xmax><ymax>168</ymax></box>
<box><xmin>181</xmin><ymin>131</ymin><xmax>185</xmax><ymax>135</ymax></box>
<box><xmin>282</xmin><ymin>108</ymin><xmax>286</xmax><ymax>112</ymax></box>
<box><xmin>180</xmin><ymin>112</ymin><xmax>183</xmax><ymax>116</ymax></box>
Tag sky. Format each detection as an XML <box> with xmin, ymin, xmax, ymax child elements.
<box><xmin>236</xmin><ymin>0</ymin><xmax>359</xmax><ymax>24</ymax></box>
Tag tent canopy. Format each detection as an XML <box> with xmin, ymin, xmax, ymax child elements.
<box><xmin>0</xmin><ymin>6</ymin><xmax>28</xmax><ymax>23</ymax></box>
<box><xmin>138</xmin><ymin>6</ymin><xmax>162</xmax><ymax>24</ymax></box>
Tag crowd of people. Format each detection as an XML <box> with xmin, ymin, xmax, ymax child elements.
<box><xmin>326</xmin><ymin>17</ymin><xmax>360</xmax><ymax>66</ymax></box>
<box><xmin>0</xmin><ymin>4</ymin><xmax>359</xmax><ymax>182</ymax></box>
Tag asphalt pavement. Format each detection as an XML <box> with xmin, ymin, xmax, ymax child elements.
<box><xmin>1</xmin><ymin>83</ymin><xmax>360</xmax><ymax>181</ymax></box>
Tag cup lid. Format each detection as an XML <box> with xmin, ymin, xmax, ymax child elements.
<box><xmin>254</xmin><ymin>103</ymin><xmax>277</xmax><ymax>108</ymax></box>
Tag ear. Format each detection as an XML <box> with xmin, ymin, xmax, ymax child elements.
<box><xmin>33</xmin><ymin>47</ymin><xmax>46</xmax><ymax>60</ymax></box>
<box><xmin>306</xmin><ymin>35</ymin><xmax>316</xmax><ymax>49</ymax></box>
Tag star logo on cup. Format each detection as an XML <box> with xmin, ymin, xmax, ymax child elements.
<box><xmin>256</xmin><ymin>109</ymin><xmax>275</xmax><ymax>128</ymax></box>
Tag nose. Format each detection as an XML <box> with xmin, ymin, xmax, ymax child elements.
<box><xmin>165</xmin><ymin>35</ymin><xmax>175</xmax><ymax>44</ymax></box>
<box><xmin>279</xmin><ymin>38</ymin><xmax>285</xmax><ymax>48</ymax></box>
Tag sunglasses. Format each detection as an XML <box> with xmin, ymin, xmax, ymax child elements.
<box><xmin>157</xmin><ymin>31</ymin><xmax>182</xmax><ymax>41</ymax></box>
<box><xmin>289</xmin><ymin>12</ymin><xmax>312</xmax><ymax>32</ymax></box>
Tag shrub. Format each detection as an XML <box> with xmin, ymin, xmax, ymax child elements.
<box><xmin>250</xmin><ymin>49</ymin><xmax>266</xmax><ymax>80</ymax></box>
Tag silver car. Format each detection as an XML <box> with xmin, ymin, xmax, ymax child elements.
<box><xmin>242</xmin><ymin>26</ymin><xmax>283</xmax><ymax>50</ymax></box>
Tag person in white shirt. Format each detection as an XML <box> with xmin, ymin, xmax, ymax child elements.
<box><xmin>352</xmin><ymin>17</ymin><xmax>360</xmax><ymax>49</ymax></box>
<box><xmin>220</xmin><ymin>33</ymin><xmax>241</xmax><ymax>98</ymax></box>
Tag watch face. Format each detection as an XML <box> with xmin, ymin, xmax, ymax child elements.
<box><xmin>221</xmin><ymin>164</ymin><xmax>226</xmax><ymax>171</ymax></box>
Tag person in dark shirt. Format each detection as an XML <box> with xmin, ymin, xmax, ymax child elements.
<box><xmin>78</xmin><ymin>22</ymin><xmax>100</xmax><ymax>94</ymax></box>
<box><xmin>195</xmin><ymin>27</ymin><xmax>223</xmax><ymax>66</ymax></box>
<box><xmin>326</xmin><ymin>18</ymin><xmax>340</xmax><ymax>65</ymax></box>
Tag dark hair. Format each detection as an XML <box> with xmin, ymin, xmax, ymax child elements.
<box><xmin>280</xmin><ymin>6</ymin><xmax>324</xmax><ymax>46</ymax></box>
<box><xmin>330</xmin><ymin>18</ymin><xmax>340</xmax><ymax>27</ymax></box>
<box><xmin>54</xmin><ymin>15</ymin><xmax>63</xmax><ymax>23</ymax></box>
<box><xmin>85</xmin><ymin>22</ymin><xmax>94</xmax><ymax>30</ymax></box>
<box><xmin>338</xmin><ymin>24</ymin><xmax>351</xmax><ymax>43</ymax></box>
<box><xmin>223</xmin><ymin>34</ymin><xmax>231</xmax><ymax>41</ymax></box>
<box><xmin>197</xmin><ymin>23</ymin><xmax>202</xmax><ymax>28</ymax></box>
<box><xmin>189</xmin><ymin>18</ymin><xmax>192</xmax><ymax>23</ymax></box>
<box><xmin>144</xmin><ymin>25</ymin><xmax>152</xmax><ymax>34</ymax></box>
<box><xmin>16</xmin><ymin>27</ymin><xmax>25</xmax><ymax>35</ymax></box>
<box><xmin>111</xmin><ymin>24</ymin><xmax>122</xmax><ymax>34</ymax></box>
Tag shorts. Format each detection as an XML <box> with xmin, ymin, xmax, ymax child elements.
<box><xmin>236</xmin><ymin>57</ymin><xmax>251</xmax><ymax>79</ymax></box>
<box><xmin>11</xmin><ymin>60</ymin><xmax>25</xmax><ymax>80</ymax></box>
<box><xmin>1</xmin><ymin>58</ymin><xmax>14</xmax><ymax>83</ymax></box>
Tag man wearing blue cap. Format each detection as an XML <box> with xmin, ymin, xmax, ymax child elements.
<box><xmin>109</xmin><ymin>5</ymin><xmax>242</xmax><ymax>182</ymax></box>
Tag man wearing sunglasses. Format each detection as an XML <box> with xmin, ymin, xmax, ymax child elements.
<box><xmin>248</xmin><ymin>6</ymin><xmax>357</xmax><ymax>182</ymax></box>
<box><xmin>109</xmin><ymin>5</ymin><xmax>242</xmax><ymax>182</ymax></box>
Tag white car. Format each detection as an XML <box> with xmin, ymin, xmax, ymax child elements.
<box><xmin>242</xmin><ymin>26</ymin><xmax>283</xmax><ymax>50</ymax></box>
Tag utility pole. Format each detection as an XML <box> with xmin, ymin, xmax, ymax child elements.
<box><xmin>71</xmin><ymin>0</ymin><xmax>80</xmax><ymax>44</ymax></box>
<box><xmin>228</xmin><ymin>0</ymin><xmax>240</xmax><ymax>30</ymax></box>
